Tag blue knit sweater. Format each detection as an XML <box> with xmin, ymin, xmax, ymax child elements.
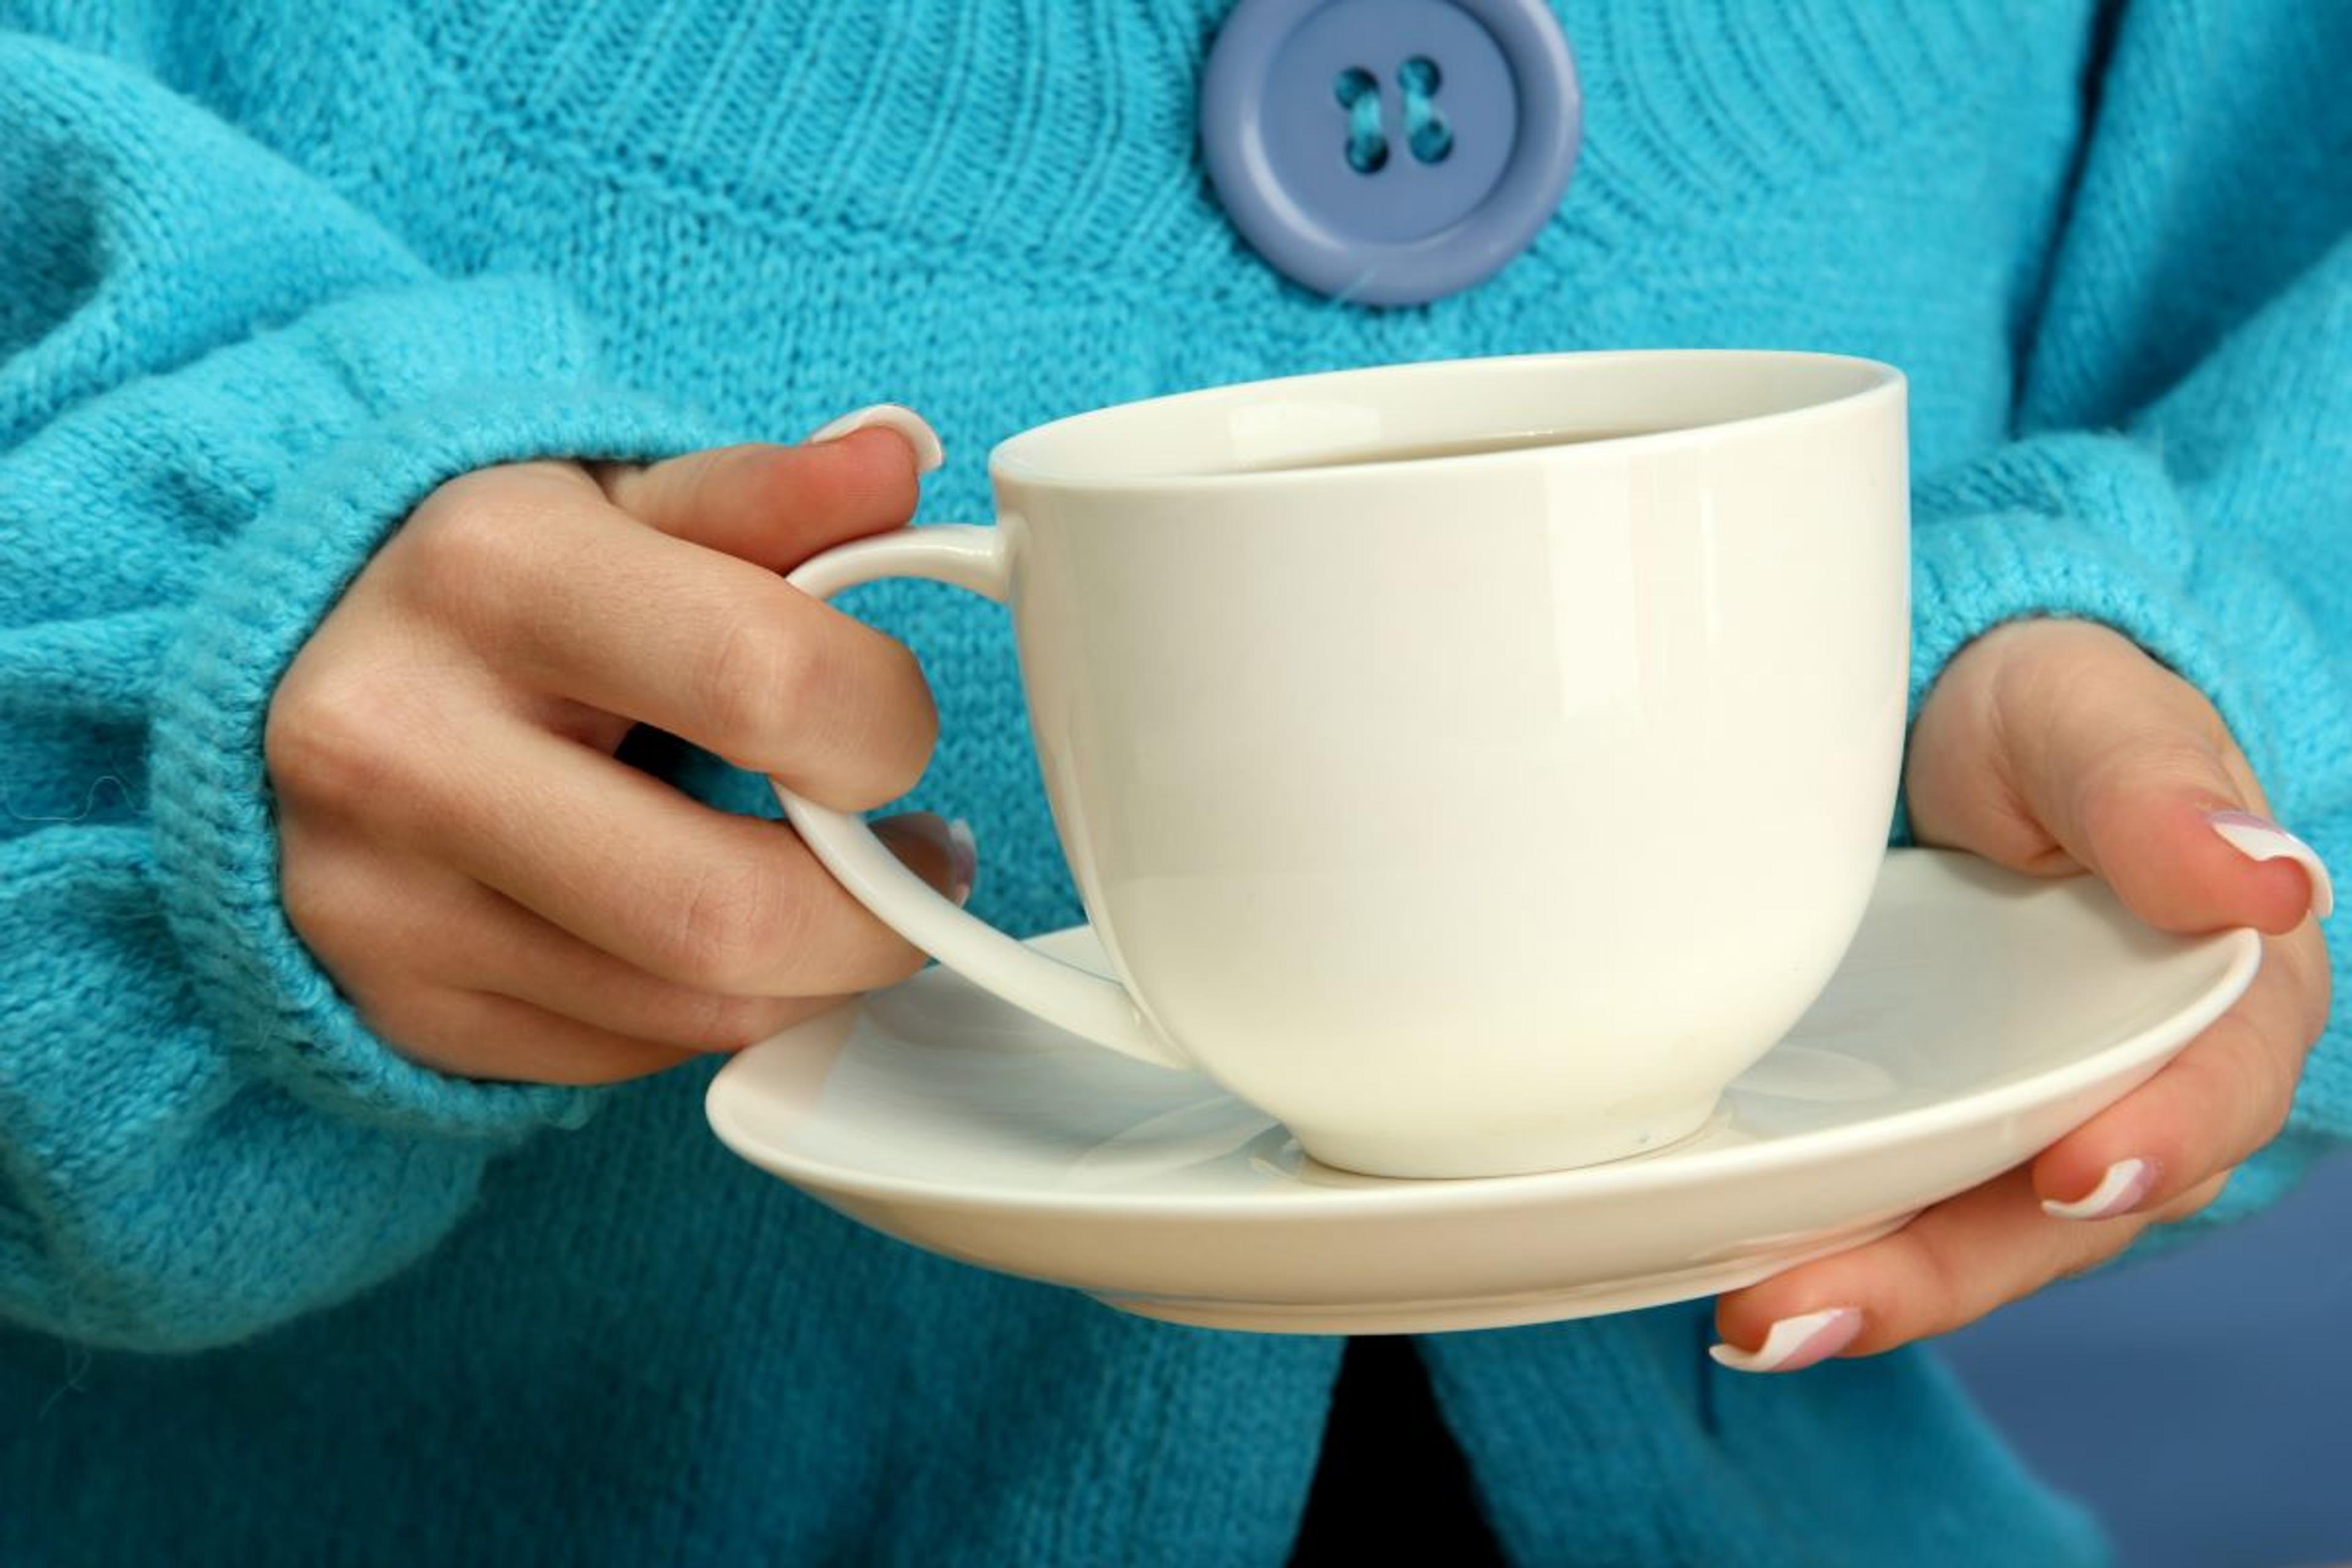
<box><xmin>1</xmin><ymin>1</ymin><xmax>2345</xmax><ymax>1562</ymax></box>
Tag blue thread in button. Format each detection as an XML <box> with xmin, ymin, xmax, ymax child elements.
<box><xmin>1201</xmin><ymin>0</ymin><xmax>1581</xmax><ymax>307</ymax></box>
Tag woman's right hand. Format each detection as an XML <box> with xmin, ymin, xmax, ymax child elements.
<box><xmin>265</xmin><ymin>415</ymin><xmax>971</xmax><ymax>1085</ymax></box>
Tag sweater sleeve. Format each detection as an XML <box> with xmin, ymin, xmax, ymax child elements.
<box><xmin>1899</xmin><ymin>1</ymin><xmax>2351</xmax><ymax>1237</ymax></box>
<box><xmin>0</xmin><ymin>33</ymin><xmax>712</xmax><ymax>1349</ymax></box>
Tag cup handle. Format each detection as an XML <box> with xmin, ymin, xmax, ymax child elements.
<box><xmin>775</xmin><ymin>525</ymin><xmax>1188</xmax><ymax>1071</ymax></box>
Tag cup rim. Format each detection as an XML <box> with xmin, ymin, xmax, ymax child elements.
<box><xmin>987</xmin><ymin>348</ymin><xmax>1905</xmax><ymax>491</ymax></box>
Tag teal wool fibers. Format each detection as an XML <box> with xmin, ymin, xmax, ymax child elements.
<box><xmin>1</xmin><ymin>3</ymin><xmax>2346</xmax><ymax>1562</ymax></box>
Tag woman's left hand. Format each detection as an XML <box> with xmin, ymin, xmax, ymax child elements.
<box><xmin>1710</xmin><ymin>617</ymin><xmax>2335</xmax><ymax>1373</ymax></box>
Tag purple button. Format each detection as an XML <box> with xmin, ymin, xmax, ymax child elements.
<box><xmin>1200</xmin><ymin>0</ymin><xmax>1581</xmax><ymax>307</ymax></box>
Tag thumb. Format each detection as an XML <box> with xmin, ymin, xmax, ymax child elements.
<box><xmin>1906</xmin><ymin>619</ymin><xmax>2331</xmax><ymax>935</ymax></box>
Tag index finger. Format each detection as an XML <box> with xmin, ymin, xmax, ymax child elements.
<box><xmin>443</xmin><ymin>497</ymin><xmax>937</xmax><ymax>810</ymax></box>
<box><xmin>596</xmin><ymin>409</ymin><xmax>940</xmax><ymax>571</ymax></box>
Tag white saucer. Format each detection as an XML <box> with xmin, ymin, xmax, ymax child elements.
<box><xmin>706</xmin><ymin>850</ymin><xmax>2260</xmax><ymax>1335</ymax></box>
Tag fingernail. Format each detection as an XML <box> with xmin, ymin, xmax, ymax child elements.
<box><xmin>875</xmin><ymin>812</ymin><xmax>976</xmax><ymax>905</ymax></box>
<box><xmin>947</xmin><ymin>817</ymin><xmax>978</xmax><ymax>907</ymax></box>
<box><xmin>1708</xmin><ymin>1307</ymin><xmax>1863</xmax><ymax>1374</ymax></box>
<box><xmin>2206</xmin><ymin>810</ymin><xmax>2335</xmax><ymax>919</ymax></box>
<box><xmin>805</xmin><ymin>404</ymin><xmax>945</xmax><ymax>474</ymax></box>
<box><xmin>2041</xmin><ymin>1156</ymin><xmax>2160</xmax><ymax>1221</ymax></box>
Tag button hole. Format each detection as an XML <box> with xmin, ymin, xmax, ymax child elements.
<box><xmin>1333</xmin><ymin>66</ymin><xmax>1389</xmax><ymax>175</ymax></box>
<box><xmin>1398</xmin><ymin>55</ymin><xmax>1452</xmax><ymax>165</ymax></box>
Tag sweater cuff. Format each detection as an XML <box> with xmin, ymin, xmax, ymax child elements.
<box><xmin>1904</xmin><ymin>434</ymin><xmax>2264</xmax><ymax>827</ymax></box>
<box><xmin>149</xmin><ymin>285</ymin><xmax>718</xmax><ymax>1140</ymax></box>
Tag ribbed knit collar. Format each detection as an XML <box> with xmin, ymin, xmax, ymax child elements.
<box><xmin>402</xmin><ymin>0</ymin><xmax>2024</xmax><ymax>291</ymax></box>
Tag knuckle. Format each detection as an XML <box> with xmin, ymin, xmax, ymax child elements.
<box><xmin>654</xmin><ymin>447</ymin><xmax>734</xmax><ymax>533</ymax></box>
<box><xmin>892</xmin><ymin>637</ymin><xmax>940</xmax><ymax>744</ymax></box>
<box><xmin>862</xmin><ymin>638</ymin><xmax>939</xmax><ymax>806</ymax></box>
<box><xmin>1895</xmin><ymin>1232</ymin><xmax>1977</xmax><ymax>1341</ymax></box>
<box><xmin>409</xmin><ymin>481</ymin><xmax>530</xmax><ymax>581</ymax></box>
<box><xmin>697</xmin><ymin>603</ymin><xmax>808</xmax><ymax>764</ymax></box>
<box><xmin>400</xmin><ymin>472</ymin><xmax>572</xmax><ymax>619</ymax></box>
<box><xmin>2225</xmin><ymin>1015</ymin><xmax>2300</xmax><ymax>1152</ymax></box>
<box><xmin>2251</xmin><ymin>1069</ymin><xmax>2297</xmax><ymax>1150</ymax></box>
<box><xmin>2179</xmin><ymin>1016</ymin><xmax>2285</xmax><ymax>1166</ymax></box>
<box><xmin>673</xmin><ymin>989</ymin><xmax>791</xmax><ymax>1050</ymax></box>
<box><xmin>266</xmin><ymin>661</ymin><xmax>413</xmax><ymax>811</ymax></box>
<box><xmin>661</xmin><ymin>861</ymin><xmax>804</xmax><ymax>992</ymax></box>
<box><xmin>2278</xmin><ymin>931</ymin><xmax>2335</xmax><ymax>1041</ymax></box>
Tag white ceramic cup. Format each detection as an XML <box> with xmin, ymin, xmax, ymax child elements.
<box><xmin>778</xmin><ymin>351</ymin><xmax>1909</xmax><ymax>1178</ymax></box>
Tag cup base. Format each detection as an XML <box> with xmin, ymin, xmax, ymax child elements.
<box><xmin>1292</xmin><ymin>1094</ymin><xmax>1722</xmax><ymax>1180</ymax></box>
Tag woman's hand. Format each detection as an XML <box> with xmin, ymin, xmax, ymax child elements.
<box><xmin>1711</xmin><ymin>617</ymin><xmax>2334</xmax><ymax>1372</ymax></box>
<box><xmin>266</xmin><ymin>413</ymin><xmax>972</xmax><ymax>1087</ymax></box>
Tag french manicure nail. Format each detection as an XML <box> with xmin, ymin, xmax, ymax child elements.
<box><xmin>2041</xmin><ymin>1156</ymin><xmax>2160</xmax><ymax>1221</ymax></box>
<box><xmin>805</xmin><ymin>403</ymin><xmax>946</xmax><ymax>473</ymax></box>
<box><xmin>2206</xmin><ymin>810</ymin><xmax>2335</xmax><ymax>919</ymax></box>
<box><xmin>1708</xmin><ymin>1307</ymin><xmax>1864</xmax><ymax>1374</ymax></box>
<box><xmin>947</xmin><ymin>818</ymin><xmax>978</xmax><ymax>907</ymax></box>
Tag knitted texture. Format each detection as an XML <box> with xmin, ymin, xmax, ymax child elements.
<box><xmin>0</xmin><ymin>0</ymin><xmax>2344</xmax><ymax>1562</ymax></box>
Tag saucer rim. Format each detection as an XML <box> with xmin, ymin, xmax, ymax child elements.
<box><xmin>706</xmin><ymin>854</ymin><xmax>2261</xmax><ymax>1221</ymax></box>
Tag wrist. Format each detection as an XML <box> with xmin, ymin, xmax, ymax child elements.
<box><xmin>149</xmin><ymin>302</ymin><xmax>717</xmax><ymax>1133</ymax></box>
